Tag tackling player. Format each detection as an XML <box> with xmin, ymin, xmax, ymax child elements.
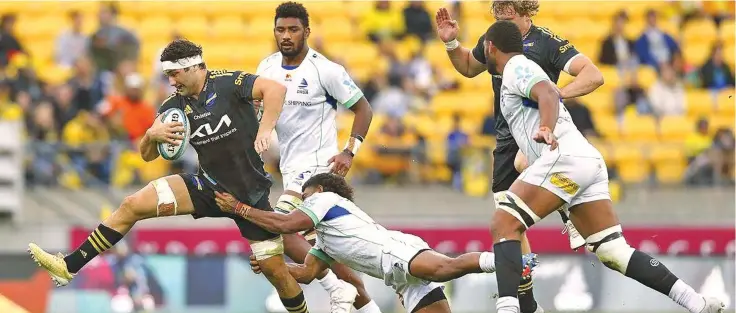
<box><xmin>213</xmin><ymin>173</ymin><xmax>539</xmax><ymax>313</ymax></box>
<box><xmin>29</xmin><ymin>39</ymin><xmax>313</xmax><ymax>313</ymax></box>
<box><xmin>256</xmin><ymin>3</ymin><xmax>379</xmax><ymax>313</ymax></box>
<box><xmin>483</xmin><ymin>20</ymin><xmax>725</xmax><ymax>313</ymax></box>
<box><xmin>436</xmin><ymin>1</ymin><xmax>602</xmax><ymax>311</ymax></box>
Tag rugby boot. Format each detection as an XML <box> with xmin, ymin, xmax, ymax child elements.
<box><xmin>28</xmin><ymin>243</ymin><xmax>75</xmax><ymax>287</ymax></box>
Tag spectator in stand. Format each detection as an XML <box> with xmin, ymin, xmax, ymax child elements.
<box><xmin>698</xmin><ymin>42</ymin><xmax>735</xmax><ymax>90</ymax></box>
<box><xmin>55</xmin><ymin>11</ymin><xmax>89</xmax><ymax>69</ymax></box>
<box><xmin>446</xmin><ymin>115</ymin><xmax>468</xmax><ymax>190</ymax></box>
<box><xmin>403</xmin><ymin>1</ymin><xmax>434</xmax><ymax>42</ymax></box>
<box><xmin>89</xmin><ymin>4</ymin><xmax>140</xmax><ymax>72</ymax></box>
<box><xmin>0</xmin><ymin>14</ymin><xmax>23</xmax><ymax>67</ymax></box>
<box><xmin>684</xmin><ymin>118</ymin><xmax>713</xmax><ymax>184</ymax></box>
<box><xmin>53</xmin><ymin>84</ymin><xmax>79</xmax><ymax>130</ymax></box>
<box><xmin>648</xmin><ymin>63</ymin><xmax>686</xmax><ymax>117</ymax></box>
<box><xmin>615</xmin><ymin>70</ymin><xmax>652</xmax><ymax>115</ymax></box>
<box><xmin>68</xmin><ymin>56</ymin><xmax>108</xmax><ymax>113</ymax></box>
<box><xmin>371</xmin><ymin>75</ymin><xmax>410</xmax><ymax>117</ymax></box>
<box><xmin>361</xmin><ymin>0</ymin><xmax>405</xmax><ymax>43</ymax></box>
<box><xmin>635</xmin><ymin>9</ymin><xmax>681</xmax><ymax>70</ymax></box>
<box><xmin>28</xmin><ymin>101</ymin><xmax>60</xmax><ymax>185</ymax></box>
<box><xmin>599</xmin><ymin>11</ymin><xmax>636</xmax><ymax>69</ymax></box>
<box><xmin>98</xmin><ymin>73</ymin><xmax>154</xmax><ymax>143</ymax></box>
<box><xmin>564</xmin><ymin>99</ymin><xmax>599</xmax><ymax>138</ymax></box>
<box><xmin>710</xmin><ymin>128</ymin><xmax>735</xmax><ymax>185</ymax></box>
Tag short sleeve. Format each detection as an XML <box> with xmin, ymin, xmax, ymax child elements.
<box><xmin>232</xmin><ymin>71</ymin><xmax>259</xmax><ymax>101</ymax></box>
<box><xmin>540</xmin><ymin>28</ymin><xmax>580</xmax><ymax>72</ymax></box>
<box><xmin>156</xmin><ymin>94</ymin><xmax>180</xmax><ymax>117</ymax></box>
<box><xmin>322</xmin><ymin>63</ymin><xmax>363</xmax><ymax>109</ymax></box>
<box><xmin>308</xmin><ymin>248</ymin><xmax>335</xmax><ymax>265</ymax></box>
<box><xmin>471</xmin><ymin>34</ymin><xmax>487</xmax><ymax>64</ymax></box>
<box><xmin>298</xmin><ymin>193</ymin><xmax>340</xmax><ymax>226</ymax></box>
<box><xmin>508</xmin><ymin>58</ymin><xmax>551</xmax><ymax>98</ymax></box>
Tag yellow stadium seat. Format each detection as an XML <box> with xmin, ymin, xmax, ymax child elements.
<box><xmin>613</xmin><ymin>145</ymin><xmax>650</xmax><ymax>183</ymax></box>
<box><xmin>459</xmin><ymin>75</ymin><xmax>491</xmax><ymax>91</ymax></box>
<box><xmin>15</xmin><ymin>14</ymin><xmax>65</xmax><ymax>41</ymax></box>
<box><xmin>579</xmin><ymin>91</ymin><xmax>615</xmax><ymax>115</ymax></box>
<box><xmin>594</xmin><ymin>115</ymin><xmax>620</xmax><ymax>142</ymax></box>
<box><xmin>715</xmin><ymin>89</ymin><xmax>735</xmax><ymax>116</ymax></box>
<box><xmin>335</xmin><ymin>42</ymin><xmax>379</xmax><ymax>70</ymax></box>
<box><xmin>719</xmin><ymin>19</ymin><xmax>735</xmax><ymax>44</ymax></box>
<box><xmin>425</xmin><ymin>42</ymin><xmax>450</xmax><ymax>68</ymax></box>
<box><xmin>174</xmin><ymin>16</ymin><xmax>210</xmax><ymax>42</ymax></box>
<box><xmin>686</xmin><ymin>90</ymin><xmax>716</xmax><ymax>118</ymax></box>
<box><xmin>598</xmin><ymin>66</ymin><xmax>621</xmax><ymax>90</ymax></box>
<box><xmin>456</xmin><ymin>92</ymin><xmax>493</xmax><ymax>116</ymax></box>
<box><xmin>121</xmin><ymin>2</ymin><xmax>173</xmax><ymax>19</ymax></box>
<box><xmin>426</xmin><ymin>139</ymin><xmax>448</xmax><ymax>165</ymax></box>
<box><xmin>431</xmin><ymin>92</ymin><xmax>464</xmax><ymax>116</ymax></box>
<box><xmin>138</xmin><ymin>16</ymin><xmax>174</xmax><ymax>41</ymax></box>
<box><xmin>636</xmin><ymin>66</ymin><xmax>658</xmax><ymax>89</ymax></box>
<box><xmin>460</xmin><ymin>116</ymin><xmax>483</xmax><ymax>134</ymax></box>
<box><xmin>683</xmin><ymin>44</ymin><xmax>710</xmax><ymax>67</ymax></box>
<box><xmin>245</xmin><ymin>17</ymin><xmax>277</xmax><ymax>41</ymax></box>
<box><xmin>710</xmin><ymin>115</ymin><xmax>735</xmax><ymax>132</ymax></box>
<box><xmin>241</xmin><ymin>1</ymin><xmax>282</xmax><ymax>19</ymax></box>
<box><xmin>725</xmin><ymin>43</ymin><xmax>735</xmax><ymax>70</ymax></box>
<box><xmin>592</xmin><ymin>141</ymin><xmax>613</xmax><ymax>166</ymax></box>
<box><xmin>210</xmin><ymin>16</ymin><xmax>248</xmax><ymax>41</ymax></box>
<box><xmin>659</xmin><ymin>116</ymin><xmax>695</xmax><ymax>143</ymax></box>
<box><xmin>621</xmin><ymin>115</ymin><xmax>658</xmax><ymax>143</ymax></box>
<box><xmin>199</xmin><ymin>2</ymin><xmax>250</xmax><ymax>19</ymax></box>
<box><xmin>649</xmin><ymin>145</ymin><xmax>687</xmax><ymax>184</ymax></box>
<box><xmin>303</xmin><ymin>2</ymin><xmax>347</xmax><ymax>23</ymax></box>
<box><xmin>682</xmin><ymin>18</ymin><xmax>719</xmax><ymax>45</ymax></box>
<box><xmin>316</xmin><ymin>17</ymin><xmax>356</xmax><ymax>43</ymax></box>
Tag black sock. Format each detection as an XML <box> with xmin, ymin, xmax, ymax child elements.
<box><xmin>518</xmin><ymin>276</ymin><xmax>539</xmax><ymax>313</ymax></box>
<box><xmin>494</xmin><ymin>240</ymin><xmax>523</xmax><ymax>298</ymax></box>
<box><xmin>64</xmin><ymin>224</ymin><xmax>123</xmax><ymax>273</ymax></box>
<box><xmin>623</xmin><ymin>250</ymin><xmax>679</xmax><ymax>295</ymax></box>
<box><xmin>281</xmin><ymin>291</ymin><xmax>309</xmax><ymax>313</ymax></box>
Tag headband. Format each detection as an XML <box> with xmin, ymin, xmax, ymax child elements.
<box><xmin>161</xmin><ymin>55</ymin><xmax>204</xmax><ymax>71</ymax></box>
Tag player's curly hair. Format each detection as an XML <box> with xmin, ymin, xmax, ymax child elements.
<box><xmin>302</xmin><ymin>173</ymin><xmax>354</xmax><ymax>202</ymax></box>
<box><xmin>275</xmin><ymin>1</ymin><xmax>310</xmax><ymax>28</ymax></box>
<box><xmin>160</xmin><ymin>39</ymin><xmax>206</xmax><ymax>69</ymax></box>
<box><xmin>491</xmin><ymin>0</ymin><xmax>540</xmax><ymax>18</ymax></box>
<box><xmin>485</xmin><ymin>20</ymin><xmax>523</xmax><ymax>54</ymax></box>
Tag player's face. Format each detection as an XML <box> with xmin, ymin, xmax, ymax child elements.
<box><xmin>484</xmin><ymin>41</ymin><xmax>500</xmax><ymax>72</ymax></box>
<box><xmin>302</xmin><ymin>185</ymin><xmax>323</xmax><ymax>200</ymax></box>
<box><xmin>494</xmin><ymin>6</ymin><xmax>527</xmax><ymax>31</ymax></box>
<box><xmin>165</xmin><ymin>68</ymin><xmax>198</xmax><ymax>96</ymax></box>
<box><xmin>274</xmin><ymin>17</ymin><xmax>310</xmax><ymax>57</ymax></box>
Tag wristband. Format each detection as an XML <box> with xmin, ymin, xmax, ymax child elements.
<box><xmin>444</xmin><ymin>39</ymin><xmax>460</xmax><ymax>51</ymax></box>
<box><xmin>235</xmin><ymin>201</ymin><xmax>250</xmax><ymax>219</ymax></box>
<box><xmin>343</xmin><ymin>135</ymin><xmax>363</xmax><ymax>157</ymax></box>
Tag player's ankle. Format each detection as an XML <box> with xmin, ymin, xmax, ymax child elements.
<box><xmin>317</xmin><ymin>270</ymin><xmax>341</xmax><ymax>292</ymax></box>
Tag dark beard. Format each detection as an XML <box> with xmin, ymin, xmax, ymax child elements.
<box><xmin>280</xmin><ymin>44</ymin><xmax>303</xmax><ymax>57</ymax></box>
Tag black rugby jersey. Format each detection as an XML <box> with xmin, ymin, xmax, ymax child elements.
<box><xmin>472</xmin><ymin>24</ymin><xmax>580</xmax><ymax>141</ymax></box>
<box><xmin>158</xmin><ymin>70</ymin><xmax>271</xmax><ymax>205</ymax></box>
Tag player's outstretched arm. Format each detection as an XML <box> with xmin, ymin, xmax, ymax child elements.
<box><xmin>286</xmin><ymin>252</ymin><xmax>330</xmax><ymax>285</ymax></box>
<box><xmin>558</xmin><ymin>54</ymin><xmax>604</xmax><ymax>99</ymax></box>
<box><xmin>251</xmin><ymin>76</ymin><xmax>287</xmax><ymax>137</ymax></box>
<box><xmin>436</xmin><ymin>7</ymin><xmax>486</xmax><ymax>78</ymax></box>
<box><xmin>214</xmin><ymin>191</ymin><xmax>313</xmax><ymax>234</ymax></box>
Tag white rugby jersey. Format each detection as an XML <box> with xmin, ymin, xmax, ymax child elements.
<box><xmin>256</xmin><ymin>49</ymin><xmax>363</xmax><ymax>174</ymax></box>
<box><xmin>298</xmin><ymin>192</ymin><xmax>395</xmax><ymax>280</ymax></box>
<box><xmin>500</xmin><ymin>55</ymin><xmax>600</xmax><ymax>165</ymax></box>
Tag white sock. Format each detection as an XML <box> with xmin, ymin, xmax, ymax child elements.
<box><xmin>496</xmin><ymin>296</ymin><xmax>520</xmax><ymax>313</ymax></box>
<box><xmin>356</xmin><ymin>300</ymin><xmax>383</xmax><ymax>313</ymax></box>
<box><xmin>669</xmin><ymin>279</ymin><xmax>706</xmax><ymax>313</ymax></box>
<box><xmin>317</xmin><ymin>270</ymin><xmax>341</xmax><ymax>293</ymax></box>
<box><xmin>479</xmin><ymin>252</ymin><xmax>496</xmax><ymax>273</ymax></box>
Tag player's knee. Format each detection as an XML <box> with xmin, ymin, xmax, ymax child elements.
<box><xmin>118</xmin><ymin>194</ymin><xmax>148</xmax><ymax>221</ymax></box>
<box><xmin>275</xmin><ymin>194</ymin><xmax>302</xmax><ymax>214</ymax></box>
<box><xmin>586</xmin><ymin>225</ymin><xmax>634</xmax><ymax>274</ymax></box>
<box><xmin>251</xmin><ymin>236</ymin><xmax>286</xmax><ymax>262</ymax></box>
<box><xmin>492</xmin><ymin>191</ymin><xmax>538</xmax><ymax>237</ymax></box>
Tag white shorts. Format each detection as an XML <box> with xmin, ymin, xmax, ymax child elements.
<box><xmin>281</xmin><ymin>165</ymin><xmax>332</xmax><ymax>193</ymax></box>
<box><xmin>519</xmin><ymin>151</ymin><xmax>610</xmax><ymax>207</ymax></box>
<box><xmin>380</xmin><ymin>231</ymin><xmax>443</xmax><ymax>313</ymax></box>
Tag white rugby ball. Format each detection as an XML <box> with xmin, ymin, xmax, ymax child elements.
<box><xmin>157</xmin><ymin>107</ymin><xmax>190</xmax><ymax>161</ymax></box>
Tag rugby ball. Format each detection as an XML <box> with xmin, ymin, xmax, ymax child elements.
<box><xmin>157</xmin><ymin>108</ymin><xmax>190</xmax><ymax>161</ymax></box>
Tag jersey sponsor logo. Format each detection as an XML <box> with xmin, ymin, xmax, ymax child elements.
<box><xmin>205</xmin><ymin>92</ymin><xmax>217</xmax><ymax>110</ymax></box>
<box><xmin>193</xmin><ymin>111</ymin><xmax>212</xmax><ymax>120</ymax></box>
<box><xmin>559</xmin><ymin>43</ymin><xmax>574</xmax><ymax>54</ymax></box>
<box><xmin>191</xmin><ymin>114</ymin><xmax>238</xmax><ymax>145</ymax></box>
<box><xmin>234</xmin><ymin>72</ymin><xmax>247</xmax><ymax>86</ymax></box>
<box><xmin>285</xmin><ymin>73</ymin><xmax>292</xmax><ymax>82</ymax></box>
<box><xmin>549</xmin><ymin>173</ymin><xmax>580</xmax><ymax>195</ymax></box>
<box><xmin>184</xmin><ymin>105</ymin><xmax>193</xmax><ymax>115</ymax></box>
<box><xmin>297</xmin><ymin>78</ymin><xmax>309</xmax><ymax>94</ymax></box>
<box><xmin>285</xmin><ymin>100</ymin><xmax>313</xmax><ymax>107</ymax></box>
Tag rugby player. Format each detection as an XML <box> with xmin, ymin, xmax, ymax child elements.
<box><xmin>436</xmin><ymin>1</ymin><xmax>601</xmax><ymax>311</ymax></box>
<box><xmin>483</xmin><ymin>20</ymin><xmax>725</xmax><ymax>313</ymax></box>
<box><xmin>254</xmin><ymin>2</ymin><xmax>379</xmax><ymax>313</ymax></box>
<box><xmin>29</xmin><ymin>39</ymin><xmax>313</xmax><ymax>313</ymax></box>
<box><xmin>213</xmin><ymin>173</ymin><xmax>539</xmax><ymax>313</ymax></box>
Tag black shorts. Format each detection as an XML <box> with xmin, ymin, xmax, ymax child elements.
<box><xmin>412</xmin><ymin>286</ymin><xmax>447</xmax><ymax>313</ymax></box>
<box><xmin>492</xmin><ymin>138</ymin><xmax>521</xmax><ymax>193</ymax></box>
<box><xmin>179</xmin><ymin>173</ymin><xmax>279</xmax><ymax>242</ymax></box>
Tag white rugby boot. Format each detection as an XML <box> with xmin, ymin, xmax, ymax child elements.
<box><xmin>562</xmin><ymin>219</ymin><xmax>586</xmax><ymax>251</ymax></box>
<box><xmin>329</xmin><ymin>279</ymin><xmax>358</xmax><ymax>313</ymax></box>
<box><xmin>700</xmin><ymin>297</ymin><xmax>725</xmax><ymax>313</ymax></box>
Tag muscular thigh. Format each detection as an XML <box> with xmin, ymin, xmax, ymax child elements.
<box><xmin>568</xmin><ymin>199</ymin><xmax>620</xmax><ymax>239</ymax></box>
<box><xmin>128</xmin><ymin>175</ymin><xmax>196</xmax><ymax>218</ymax></box>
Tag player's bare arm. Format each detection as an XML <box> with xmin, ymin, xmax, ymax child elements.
<box><xmin>214</xmin><ymin>191</ymin><xmax>313</xmax><ymax>234</ymax></box>
<box><xmin>559</xmin><ymin>54</ymin><xmax>604</xmax><ymax>99</ymax></box>
<box><xmin>140</xmin><ymin>117</ymin><xmax>185</xmax><ymax>162</ymax></box>
<box><xmin>330</xmin><ymin>97</ymin><xmax>373</xmax><ymax>176</ymax></box>
<box><xmin>251</xmin><ymin>76</ymin><xmax>287</xmax><ymax>154</ymax></box>
<box><xmin>286</xmin><ymin>252</ymin><xmax>330</xmax><ymax>285</ymax></box>
<box><xmin>436</xmin><ymin>7</ymin><xmax>486</xmax><ymax>78</ymax></box>
<box><xmin>529</xmin><ymin>80</ymin><xmax>560</xmax><ymax>149</ymax></box>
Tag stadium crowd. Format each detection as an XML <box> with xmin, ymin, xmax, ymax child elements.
<box><xmin>0</xmin><ymin>1</ymin><xmax>733</xmax><ymax>192</ymax></box>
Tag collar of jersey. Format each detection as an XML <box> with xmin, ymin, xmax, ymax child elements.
<box><xmin>188</xmin><ymin>72</ymin><xmax>212</xmax><ymax>104</ymax></box>
<box><xmin>280</xmin><ymin>48</ymin><xmax>312</xmax><ymax>70</ymax></box>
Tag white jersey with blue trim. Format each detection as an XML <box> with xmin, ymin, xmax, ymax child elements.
<box><xmin>500</xmin><ymin>54</ymin><xmax>599</xmax><ymax>165</ymax></box>
<box><xmin>298</xmin><ymin>192</ymin><xmax>394</xmax><ymax>279</ymax></box>
<box><xmin>256</xmin><ymin>48</ymin><xmax>364</xmax><ymax>174</ymax></box>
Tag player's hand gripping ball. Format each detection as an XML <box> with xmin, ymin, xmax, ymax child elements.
<box><xmin>155</xmin><ymin>108</ymin><xmax>190</xmax><ymax>160</ymax></box>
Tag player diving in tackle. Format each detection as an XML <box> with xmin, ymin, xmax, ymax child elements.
<box><xmin>213</xmin><ymin>173</ymin><xmax>539</xmax><ymax>313</ymax></box>
<box><xmin>254</xmin><ymin>2</ymin><xmax>380</xmax><ymax>313</ymax></box>
<box><xmin>29</xmin><ymin>39</ymin><xmax>318</xmax><ymax>313</ymax></box>
<box><xmin>483</xmin><ymin>20</ymin><xmax>725</xmax><ymax>313</ymax></box>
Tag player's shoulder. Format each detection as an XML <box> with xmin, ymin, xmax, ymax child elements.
<box><xmin>303</xmin><ymin>192</ymin><xmax>342</xmax><ymax>207</ymax></box>
<box><xmin>531</xmin><ymin>24</ymin><xmax>570</xmax><ymax>46</ymax></box>
<box><xmin>305</xmin><ymin>49</ymin><xmax>344</xmax><ymax>71</ymax></box>
<box><xmin>257</xmin><ymin>52</ymin><xmax>282</xmax><ymax>72</ymax></box>
<box><xmin>210</xmin><ymin>69</ymin><xmax>255</xmax><ymax>87</ymax></box>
